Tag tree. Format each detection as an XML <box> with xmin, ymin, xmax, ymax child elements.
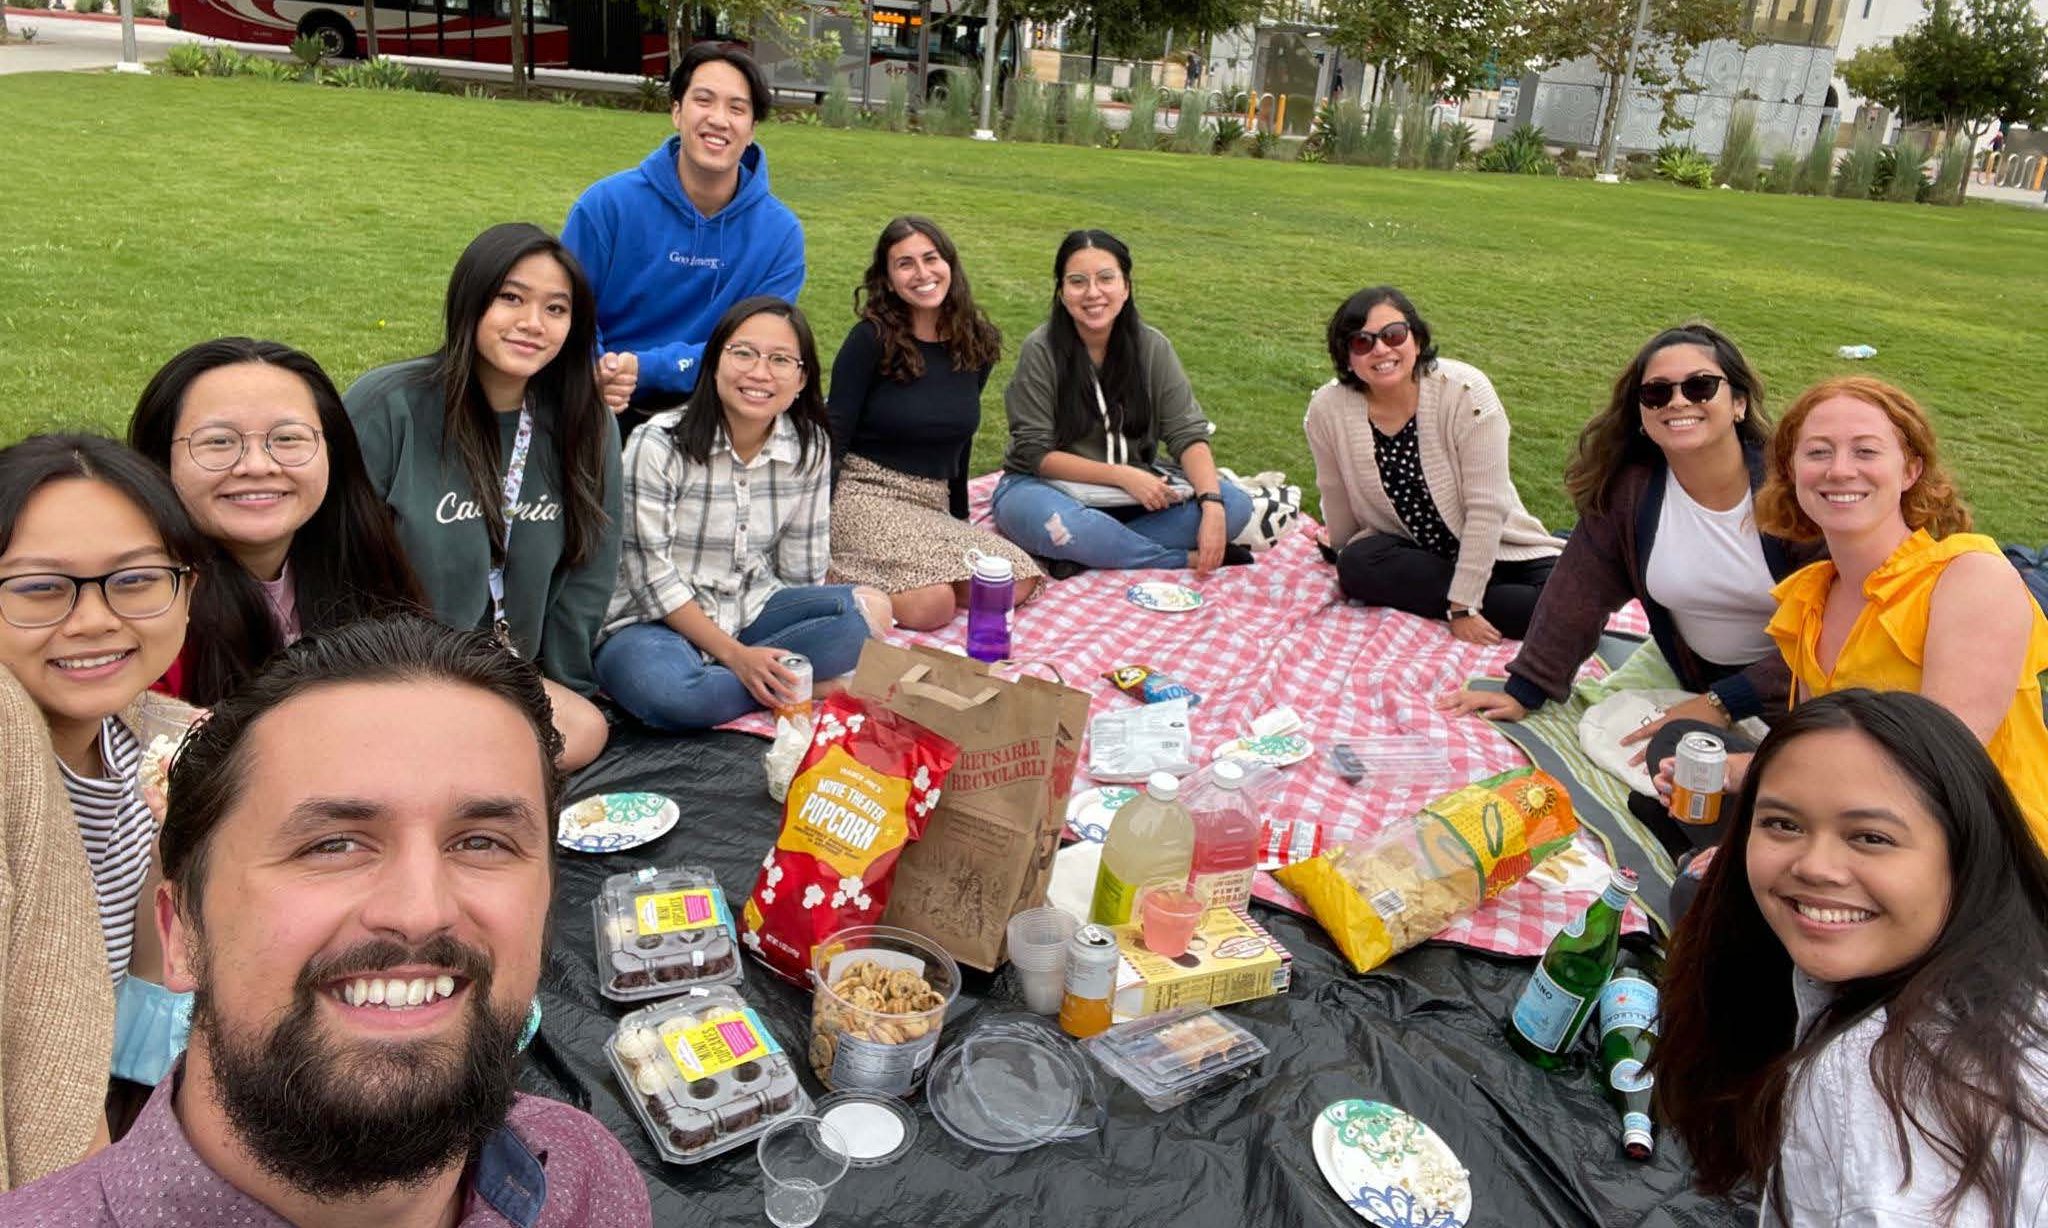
<box><xmin>1846</xmin><ymin>0</ymin><xmax>2048</xmax><ymax>196</ymax></box>
<box><xmin>1326</xmin><ymin>0</ymin><xmax>1532</xmax><ymax>101</ymax></box>
<box><xmin>508</xmin><ymin>0</ymin><xmax>527</xmax><ymax>98</ymax></box>
<box><xmin>1526</xmin><ymin>0</ymin><xmax>1747</xmax><ymax>172</ymax></box>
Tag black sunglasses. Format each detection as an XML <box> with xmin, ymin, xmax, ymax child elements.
<box><xmin>1346</xmin><ymin>321</ymin><xmax>1413</xmax><ymax>356</ymax></box>
<box><xmin>1638</xmin><ymin>373</ymin><xmax>1728</xmax><ymax>409</ymax></box>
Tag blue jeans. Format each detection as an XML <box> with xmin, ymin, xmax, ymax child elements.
<box><xmin>990</xmin><ymin>474</ymin><xmax>1254</xmax><ymax>570</ymax></box>
<box><xmin>594</xmin><ymin>584</ymin><xmax>871</xmax><ymax>730</ymax></box>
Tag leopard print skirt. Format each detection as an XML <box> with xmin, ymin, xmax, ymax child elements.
<box><xmin>828</xmin><ymin>454</ymin><xmax>1043</xmax><ymax>593</ymax></box>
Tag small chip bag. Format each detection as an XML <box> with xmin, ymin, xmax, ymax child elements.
<box><xmin>1273</xmin><ymin>767</ymin><xmax>1576</xmax><ymax>974</ymax></box>
<box><xmin>1105</xmin><ymin>664</ymin><xmax>1201</xmax><ymax>707</ymax></box>
<box><xmin>743</xmin><ymin>692</ymin><xmax>959</xmax><ymax>985</ymax></box>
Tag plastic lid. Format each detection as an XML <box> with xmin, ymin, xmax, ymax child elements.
<box><xmin>815</xmin><ymin>1091</ymin><xmax>917</xmax><ymax>1167</ymax></box>
<box><xmin>1144</xmin><ymin>771</ymin><xmax>1181</xmax><ymax>800</ymax></box>
<box><xmin>972</xmin><ymin>554</ymin><xmax>1015</xmax><ymax>583</ymax></box>
<box><xmin>1611</xmin><ymin>867</ymin><xmax>1640</xmax><ymax>894</ymax></box>
<box><xmin>927</xmin><ymin>1021</ymin><xmax>1102</xmax><ymax>1153</ymax></box>
<box><xmin>1211</xmin><ymin>760</ymin><xmax>1246</xmax><ymax>788</ymax></box>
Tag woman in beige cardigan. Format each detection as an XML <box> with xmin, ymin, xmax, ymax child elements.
<box><xmin>1305</xmin><ymin>286</ymin><xmax>1561</xmax><ymax>644</ymax></box>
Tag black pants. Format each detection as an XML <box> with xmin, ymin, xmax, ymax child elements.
<box><xmin>1626</xmin><ymin>718</ymin><xmax>1760</xmax><ymax>920</ymax></box>
<box><xmin>1336</xmin><ymin>532</ymin><xmax>1555</xmax><ymax>640</ymax></box>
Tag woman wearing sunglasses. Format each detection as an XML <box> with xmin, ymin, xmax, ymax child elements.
<box><xmin>1751</xmin><ymin>376</ymin><xmax>2048</xmax><ymax>844</ymax></box>
<box><xmin>1305</xmin><ymin>286</ymin><xmax>1561</xmax><ymax>643</ymax></box>
<box><xmin>129</xmin><ymin>338</ymin><xmax>424</xmax><ymax>706</ymax></box>
<box><xmin>1440</xmin><ymin>323</ymin><xmax>1821</xmax><ymax>849</ymax></box>
<box><xmin>991</xmin><ymin>229</ymin><xmax>1255</xmax><ymax>575</ymax></box>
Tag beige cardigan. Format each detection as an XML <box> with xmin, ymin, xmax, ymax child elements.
<box><xmin>0</xmin><ymin>670</ymin><xmax>116</xmax><ymax>1190</ymax></box>
<box><xmin>1304</xmin><ymin>360</ymin><xmax>1563</xmax><ymax>610</ymax></box>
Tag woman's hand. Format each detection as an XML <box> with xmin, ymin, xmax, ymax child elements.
<box><xmin>722</xmin><ymin>644</ymin><xmax>802</xmax><ymax>710</ymax></box>
<box><xmin>1192</xmin><ymin>503</ymin><xmax>1227</xmax><ymax>575</ymax></box>
<box><xmin>598</xmin><ymin>352</ymin><xmax>640</xmax><ymax>414</ymax></box>
<box><xmin>1435</xmin><ymin>687</ymin><xmax>1527</xmax><ymax>721</ymax></box>
<box><xmin>1117</xmin><ymin>466</ymin><xmax>1180</xmax><ymax>511</ymax></box>
<box><xmin>1653</xmin><ymin>750</ymin><xmax>1753</xmax><ymax>804</ymax></box>
<box><xmin>1448</xmin><ymin>611</ymin><xmax>1503</xmax><ymax>646</ymax></box>
<box><xmin>1618</xmin><ymin>693</ymin><xmax>1731</xmax><ymax>766</ymax></box>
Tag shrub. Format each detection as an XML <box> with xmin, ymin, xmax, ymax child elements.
<box><xmin>326</xmin><ymin>57</ymin><xmax>412</xmax><ymax>90</ymax></box>
<box><xmin>1396</xmin><ymin>98</ymin><xmax>1430</xmax><ymax>169</ymax></box>
<box><xmin>1558</xmin><ymin>156</ymin><xmax>1598</xmax><ymax>179</ymax></box>
<box><xmin>1319</xmin><ymin>99</ymin><xmax>1367</xmax><ymax>163</ymax></box>
<box><xmin>1716</xmin><ymin>104</ymin><xmax>1761</xmax><ymax>190</ymax></box>
<box><xmin>1211</xmin><ymin>115</ymin><xmax>1243</xmax><ymax>154</ymax></box>
<box><xmin>1930</xmin><ymin>135</ymin><xmax>1970</xmax><ymax>205</ymax></box>
<box><xmin>12</xmin><ymin>0</ymin><xmax>47</xmax><ymax>9</ymax></box>
<box><xmin>161</xmin><ymin>42</ymin><xmax>208</xmax><ymax>75</ymax></box>
<box><xmin>1246</xmin><ymin>129</ymin><xmax>1278</xmax><ymax>159</ymax></box>
<box><xmin>1477</xmin><ymin>124</ymin><xmax>1551</xmax><ymax>174</ymax></box>
<box><xmin>75</xmin><ymin>0</ymin><xmax>106</xmax><ymax>13</ymax></box>
<box><xmin>1434</xmin><ymin>121</ymin><xmax>1475</xmax><ymax>169</ymax></box>
<box><xmin>1879</xmin><ymin>137</ymin><xmax>1930</xmax><ymax>202</ymax></box>
<box><xmin>202</xmin><ymin>45</ymin><xmax>246</xmax><ymax>76</ymax></box>
<box><xmin>820</xmin><ymin>74</ymin><xmax>853</xmax><ymax>128</ymax></box>
<box><xmin>408</xmin><ymin>66</ymin><xmax>441</xmax><ymax>92</ymax></box>
<box><xmin>244</xmin><ymin>56</ymin><xmax>301</xmax><ymax>82</ymax></box>
<box><xmin>1109</xmin><ymin>86</ymin><xmax>1132</xmax><ymax>104</ymax></box>
<box><xmin>1797</xmin><ymin>121</ymin><xmax>1837</xmax><ymax>195</ymax></box>
<box><xmin>884</xmin><ymin>74</ymin><xmax>909</xmax><ymax>132</ymax></box>
<box><xmin>1622</xmin><ymin>151</ymin><xmax>1658</xmax><ymax>181</ymax></box>
<box><xmin>637</xmin><ymin>74</ymin><xmax>669</xmax><ymax>114</ymax></box>
<box><xmin>1363</xmin><ymin>101</ymin><xmax>1396</xmax><ymax>166</ymax></box>
<box><xmin>1656</xmin><ymin>145</ymin><xmax>1714</xmax><ymax>188</ymax></box>
<box><xmin>1006</xmin><ymin>77</ymin><xmax>1045</xmax><ymax>142</ymax></box>
<box><xmin>1066</xmin><ymin>84</ymin><xmax>1105</xmax><ymax>147</ymax></box>
<box><xmin>930</xmin><ymin>68</ymin><xmax>978</xmax><ymax>137</ymax></box>
<box><xmin>1124</xmin><ymin>86</ymin><xmax>1158</xmax><ymax>151</ymax></box>
<box><xmin>1834</xmin><ymin>129</ymin><xmax>1880</xmax><ymax>199</ymax></box>
<box><xmin>1169</xmin><ymin>89</ymin><xmax>1207</xmax><ymax>153</ymax></box>
<box><xmin>288</xmin><ymin>34</ymin><xmax>326</xmax><ymax>74</ymax></box>
<box><xmin>1762</xmin><ymin>150</ymin><xmax>1797</xmax><ymax>193</ymax></box>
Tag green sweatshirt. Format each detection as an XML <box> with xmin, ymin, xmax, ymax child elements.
<box><xmin>344</xmin><ymin>358</ymin><xmax>623</xmax><ymax>696</ymax></box>
<box><xmin>1000</xmin><ymin>321</ymin><xmax>1215</xmax><ymax>476</ymax></box>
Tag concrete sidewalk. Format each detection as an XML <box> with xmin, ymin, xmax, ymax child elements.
<box><xmin>1969</xmin><ymin>181</ymin><xmax>2047</xmax><ymax>210</ymax></box>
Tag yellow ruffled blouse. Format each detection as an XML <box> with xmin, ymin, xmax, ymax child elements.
<box><xmin>1768</xmin><ymin>529</ymin><xmax>2048</xmax><ymax>848</ymax></box>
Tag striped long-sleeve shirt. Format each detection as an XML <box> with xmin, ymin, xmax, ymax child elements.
<box><xmin>601</xmin><ymin>411</ymin><xmax>830</xmax><ymax>649</ymax></box>
<box><xmin>57</xmin><ymin>719</ymin><xmax>153</xmax><ymax>988</ymax></box>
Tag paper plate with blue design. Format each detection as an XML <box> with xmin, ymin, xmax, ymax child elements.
<box><xmin>556</xmin><ymin>792</ymin><xmax>680</xmax><ymax>854</ymax></box>
<box><xmin>1311</xmin><ymin>1098</ymin><xmax>1471</xmax><ymax>1227</ymax></box>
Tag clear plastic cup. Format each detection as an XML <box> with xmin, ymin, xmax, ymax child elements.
<box><xmin>1006</xmin><ymin>907</ymin><xmax>1079</xmax><ymax>1015</ymax></box>
<box><xmin>809</xmin><ymin>925</ymin><xmax>960</xmax><ymax>1096</ymax></box>
<box><xmin>1137</xmin><ymin>878</ymin><xmax>1212</xmax><ymax>959</ymax></box>
<box><xmin>758</xmin><ymin>1116</ymin><xmax>849</xmax><ymax>1228</ymax></box>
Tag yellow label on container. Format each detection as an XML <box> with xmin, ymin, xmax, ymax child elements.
<box><xmin>1091</xmin><ymin>864</ymin><xmax>1139</xmax><ymax>926</ymax></box>
<box><xmin>636</xmin><ymin>887</ymin><xmax>720</xmax><ymax>935</ymax></box>
<box><xmin>662</xmin><ymin>1008</ymin><xmax>772</xmax><ymax>1079</ymax></box>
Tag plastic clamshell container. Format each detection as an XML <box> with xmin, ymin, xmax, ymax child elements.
<box><xmin>593</xmin><ymin>864</ymin><xmax>743</xmax><ymax>1001</ymax></box>
<box><xmin>606</xmin><ymin>986</ymin><xmax>809</xmax><ymax>1165</ymax></box>
<box><xmin>1084</xmin><ymin>1007</ymin><xmax>1268</xmax><ymax>1111</ymax></box>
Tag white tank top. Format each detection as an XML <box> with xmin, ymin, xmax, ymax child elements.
<box><xmin>1643</xmin><ymin>471</ymin><xmax>1779</xmax><ymax>668</ymax></box>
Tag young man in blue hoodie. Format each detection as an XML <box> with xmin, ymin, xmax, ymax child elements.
<box><xmin>563</xmin><ymin>44</ymin><xmax>805</xmax><ymax>418</ymax></box>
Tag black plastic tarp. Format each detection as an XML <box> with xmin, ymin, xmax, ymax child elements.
<box><xmin>520</xmin><ymin>726</ymin><xmax>1755</xmax><ymax>1227</ymax></box>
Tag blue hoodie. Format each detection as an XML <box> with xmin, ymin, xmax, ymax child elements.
<box><xmin>562</xmin><ymin>137</ymin><xmax>805</xmax><ymax>398</ymax></box>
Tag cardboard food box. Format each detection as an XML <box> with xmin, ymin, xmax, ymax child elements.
<box><xmin>1107</xmin><ymin>906</ymin><xmax>1292</xmax><ymax>1021</ymax></box>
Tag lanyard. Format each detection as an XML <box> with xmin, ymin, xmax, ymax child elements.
<box><xmin>486</xmin><ymin>404</ymin><xmax>535</xmax><ymax>655</ymax></box>
<box><xmin>1092</xmin><ymin>375</ymin><xmax>1128</xmax><ymax>467</ymax></box>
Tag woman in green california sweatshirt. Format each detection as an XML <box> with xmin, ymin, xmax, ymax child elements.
<box><xmin>345</xmin><ymin>223</ymin><xmax>623</xmax><ymax>770</ymax></box>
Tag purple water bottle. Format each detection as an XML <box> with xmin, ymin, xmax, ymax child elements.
<box><xmin>966</xmin><ymin>553</ymin><xmax>1014</xmax><ymax>662</ymax></box>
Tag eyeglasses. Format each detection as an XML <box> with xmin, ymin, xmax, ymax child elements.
<box><xmin>174</xmin><ymin>424</ymin><xmax>324</xmax><ymax>472</ymax></box>
<box><xmin>1638</xmin><ymin>374</ymin><xmax>1728</xmax><ymax>409</ymax></box>
<box><xmin>1061</xmin><ymin>269</ymin><xmax>1124</xmax><ymax>292</ymax></box>
<box><xmin>722</xmin><ymin>343</ymin><xmax>804</xmax><ymax>380</ymax></box>
<box><xmin>0</xmin><ymin>565</ymin><xmax>193</xmax><ymax>629</ymax></box>
<box><xmin>1346</xmin><ymin>321</ymin><xmax>1413</xmax><ymax>356</ymax></box>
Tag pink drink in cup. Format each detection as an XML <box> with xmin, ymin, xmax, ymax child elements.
<box><xmin>1137</xmin><ymin>879</ymin><xmax>1210</xmax><ymax>958</ymax></box>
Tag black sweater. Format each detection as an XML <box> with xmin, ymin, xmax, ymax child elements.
<box><xmin>827</xmin><ymin>320</ymin><xmax>992</xmax><ymax>520</ymax></box>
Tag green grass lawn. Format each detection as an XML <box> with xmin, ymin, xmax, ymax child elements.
<box><xmin>4</xmin><ymin>72</ymin><xmax>2046</xmax><ymax>538</ymax></box>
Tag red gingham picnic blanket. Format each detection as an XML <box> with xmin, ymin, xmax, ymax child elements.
<box><xmin>729</xmin><ymin>475</ymin><xmax>1651</xmax><ymax>956</ymax></box>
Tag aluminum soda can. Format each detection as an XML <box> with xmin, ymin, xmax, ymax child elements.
<box><xmin>1670</xmin><ymin>731</ymin><xmax>1727</xmax><ymax>826</ymax></box>
<box><xmin>775</xmin><ymin>653</ymin><xmax>814</xmax><ymax>723</ymax></box>
<box><xmin>1057</xmin><ymin>925</ymin><xmax>1120</xmax><ymax>1039</ymax></box>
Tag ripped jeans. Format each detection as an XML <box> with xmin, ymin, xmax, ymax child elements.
<box><xmin>989</xmin><ymin>474</ymin><xmax>1254</xmax><ymax>570</ymax></box>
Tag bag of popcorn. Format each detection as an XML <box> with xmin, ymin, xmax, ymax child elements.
<box><xmin>742</xmin><ymin>692</ymin><xmax>958</xmax><ymax>985</ymax></box>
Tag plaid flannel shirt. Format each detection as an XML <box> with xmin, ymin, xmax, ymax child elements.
<box><xmin>602</xmin><ymin>411</ymin><xmax>830</xmax><ymax>649</ymax></box>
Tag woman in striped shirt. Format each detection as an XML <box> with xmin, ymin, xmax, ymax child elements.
<box><xmin>0</xmin><ymin>434</ymin><xmax>204</xmax><ymax>1112</ymax></box>
<box><xmin>597</xmin><ymin>297</ymin><xmax>887</xmax><ymax>730</ymax></box>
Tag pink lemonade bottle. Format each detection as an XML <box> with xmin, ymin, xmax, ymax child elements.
<box><xmin>1187</xmin><ymin>759</ymin><xmax>1260</xmax><ymax>909</ymax></box>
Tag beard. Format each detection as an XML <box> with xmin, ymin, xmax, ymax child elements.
<box><xmin>189</xmin><ymin>933</ymin><xmax>526</xmax><ymax>1201</ymax></box>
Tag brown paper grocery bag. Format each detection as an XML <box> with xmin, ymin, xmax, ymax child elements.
<box><xmin>852</xmin><ymin>641</ymin><xmax>1090</xmax><ymax>971</ymax></box>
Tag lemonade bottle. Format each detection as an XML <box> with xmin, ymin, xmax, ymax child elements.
<box><xmin>1090</xmin><ymin>771</ymin><xmax>1195</xmax><ymax>926</ymax></box>
<box><xmin>1185</xmin><ymin>759</ymin><xmax>1263</xmax><ymax>910</ymax></box>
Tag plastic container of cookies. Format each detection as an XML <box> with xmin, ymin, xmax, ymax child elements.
<box><xmin>1083</xmin><ymin>1007</ymin><xmax>1268</xmax><ymax>1111</ymax></box>
<box><xmin>606</xmin><ymin>986</ymin><xmax>809</xmax><ymax>1165</ymax></box>
<box><xmin>807</xmin><ymin>925</ymin><xmax>960</xmax><ymax>1097</ymax></box>
<box><xmin>594</xmin><ymin>865</ymin><xmax>744</xmax><ymax>1002</ymax></box>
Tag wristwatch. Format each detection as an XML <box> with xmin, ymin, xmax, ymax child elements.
<box><xmin>1447</xmin><ymin>606</ymin><xmax>1477</xmax><ymax>621</ymax></box>
<box><xmin>1194</xmin><ymin>491</ymin><xmax>1225</xmax><ymax>509</ymax></box>
<box><xmin>1702</xmin><ymin>689</ymin><xmax>1731</xmax><ymax>721</ymax></box>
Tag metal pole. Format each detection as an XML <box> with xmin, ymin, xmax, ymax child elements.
<box><xmin>1597</xmin><ymin>0</ymin><xmax>1652</xmax><ymax>181</ymax></box>
<box><xmin>973</xmin><ymin>0</ymin><xmax>1000</xmax><ymax>139</ymax></box>
<box><xmin>115</xmin><ymin>0</ymin><xmax>144</xmax><ymax>73</ymax></box>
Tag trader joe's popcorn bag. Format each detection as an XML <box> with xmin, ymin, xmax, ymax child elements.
<box><xmin>742</xmin><ymin>692</ymin><xmax>958</xmax><ymax>984</ymax></box>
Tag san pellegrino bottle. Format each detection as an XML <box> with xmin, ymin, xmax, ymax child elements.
<box><xmin>1507</xmin><ymin>868</ymin><xmax>1637</xmax><ymax>1070</ymax></box>
<box><xmin>1596</xmin><ymin>951</ymin><xmax>1660</xmax><ymax>1159</ymax></box>
<box><xmin>1090</xmin><ymin>772</ymin><xmax>1194</xmax><ymax>927</ymax></box>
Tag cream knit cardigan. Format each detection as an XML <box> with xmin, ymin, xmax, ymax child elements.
<box><xmin>0</xmin><ymin>669</ymin><xmax>116</xmax><ymax>1190</ymax></box>
<box><xmin>1304</xmin><ymin>359</ymin><xmax>1563</xmax><ymax>611</ymax></box>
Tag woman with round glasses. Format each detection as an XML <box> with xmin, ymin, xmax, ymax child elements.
<box><xmin>1440</xmin><ymin>323</ymin><xmax>1822</xmax><ymax>852</ymax></box>
<box><xmin>129</xmin><ymin>338</ymin><xmax>423</xmax><ymax>706</ymax></box>
<box><xmin>1305</xmin><ymin>286</ymin><xmax>1561</xmax><ymax>643</ymax></box>
<box><xmin>594</xmin><ymin>296</ymin><xmax>884</xmax><ymax>731</ymax></box>
<box><xmin>990</xmin><ymin>229</ymin><xmax>1255</xmax><ymax>575</ymax></box>
<box><xmin>0</xmin><ymin>434</ymin><xmax>213</xmax><ymax>1139</ymax></box>
<box><xmin>345</xmin><ymin>222</ymin><xmax>622</xmax><ymax>771</ymax></box>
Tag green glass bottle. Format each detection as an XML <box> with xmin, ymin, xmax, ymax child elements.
<box><xmin>1595</xmin><ymin>951</ymin><xmax>1660</xmax><ymax>1159</ymax></box>
<box><xmin>1507</xmin><ymin>868</ymin><xmax>1637</xmax><ymax>1070</ymax></box>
